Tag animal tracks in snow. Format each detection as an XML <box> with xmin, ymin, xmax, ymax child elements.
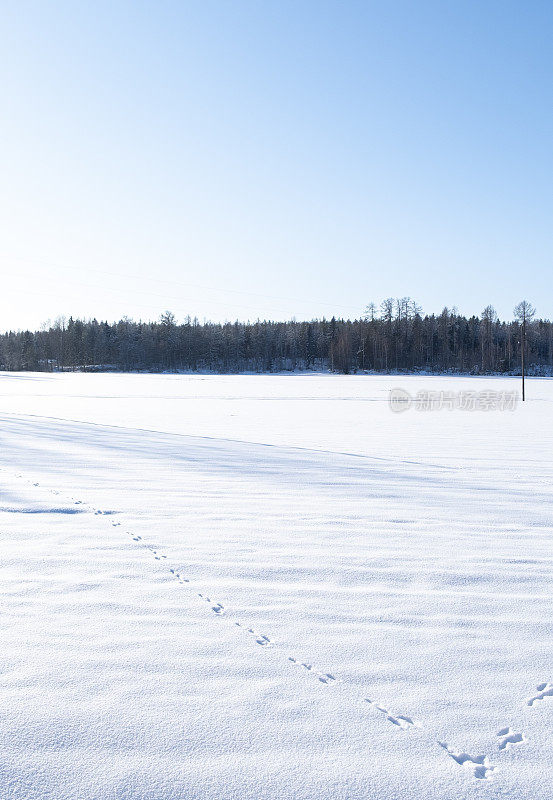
<box><xmin>88</xmin><ymin>503</ymin><xmax>342</xmax><ymax>688</ymax></box>
<box><xmin>8</xmin><ymin>469</ymin><xmax>552</xmax><ymax>785</ymax></box>
<box><xmin>234</xmin><ymin>623</ymin><xmax>272</xmax><ymax>647</ymax></box>
<box><xmin>288</xmin><ymin>657</ymin><xmax>336</xmax><ymax>684</ymax></box>
<box><xmin>198</xmin><ymin>593</ymin><xmax>225</xmax><ymax>615</ymax></box>
<box><xmin>147</xmin><ymin>545</ymin><xmax>167</xmax><ymax>561</ymax></box>
<box><xmin>497</xmin><ymin>727</ymin><xmax>525</xmax><ymax>751</ymax></box>
<box><xmin>527</xmin><ymin>682</ymin><xmax>553</xmax><ymax>706</ymax></box>
<box><xmin>169</xmin><ymin>568</ymin><xmax>189</xmax><ymax>583</ymax></box>
<box><xmin>438</xmin><ymin>742</ymin><xmax>496</xmax><ymax>780</ymax></box>
<box><xmin>366</xmin><ymin>700</ymin><xmax>418</xmax><ymax>730</ymax></box>
<box><xmin>14</xmin><ymin>474</ymin><xmax>336</xmax><ymax>687</ymax></box>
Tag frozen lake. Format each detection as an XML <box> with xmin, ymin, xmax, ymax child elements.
<box><xmin>1</xmin><ymin>373</ymin><xmax>552</xmax><ymax>799</ymax></box>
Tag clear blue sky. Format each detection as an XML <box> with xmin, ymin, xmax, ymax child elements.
<box><xmin>1</xmin><ymin>0</ymin><xmax>552</xmax><ymax>330</ymax></box>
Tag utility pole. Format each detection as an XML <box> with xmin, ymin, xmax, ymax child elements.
<box><xmin>514</xmin><ymin>301</ymin><xmax>536</xmax><ymax>402</ymax></box>
<box><xmin>521</xmin><ymin>316</ymin><xmax>525</xmax><ymax>402</ymax></box>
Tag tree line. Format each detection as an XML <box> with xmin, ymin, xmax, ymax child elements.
<box><xmin>1</xmin><ymin>300</ymin><xmax>550</xmax><ymax>375</ymax></box>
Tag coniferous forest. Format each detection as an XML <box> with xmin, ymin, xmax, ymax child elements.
<box><xmin>1</xmin><ymin>299</ymin><xmax>551</xmax><ymax>375</ymax></box>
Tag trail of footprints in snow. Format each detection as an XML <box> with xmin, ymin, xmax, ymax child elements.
<box><xmin>438</xmin><ymin>742</ymin><xmax>496</xmax><ymax>780</ymax></box>
<box><xmin>12</xmin><ymin>471</ymin><xmax>553</xmax><ymax>782</ymax></box>
<box><xmin>19</xmin><ymin>476</ymin><xmax>328</xmax><ymax>673</ymax></box>
<box><xmin>437</xmin><ymin>725</ymin><xmax>527</xmax><ymax>780</ymax></box>
<box><xmin>125</xmin><ymin>532</ymin><xmax>228</xmax><ymax>617</ymax></box>
<box><xmin>104</xmin><ymin>513</ymin><xmax>334</xmax><ymax>666</ymax></box>
<box><xmin>365</xmin><ymin>700</ymin><xmax>419</xmax><ymax>730</ymax></box>
<box><xmin>287</xmin><ymin>656</ymin><xmax>337</xmax><ymax>685</ymax></box>
<box><xmin>497</xmin><ymin>727</ymin><xmax>525</xmax><ymax>751</ymax></box>
<box><xmin>527</xmin><ymin>682</ymin><xmax>553</xmax><ymax>706</ymax></box>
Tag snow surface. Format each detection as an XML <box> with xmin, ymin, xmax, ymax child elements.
<box><xmin>1</xmin><ymin>372</ymin><xmax>552</xmax><ymax>799</ymax></box>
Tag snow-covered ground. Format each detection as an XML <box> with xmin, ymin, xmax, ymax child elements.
<box><xmin>1</xmin><ymin>372</ymin><xmax>552</xmax><ymax>799</ymax></box>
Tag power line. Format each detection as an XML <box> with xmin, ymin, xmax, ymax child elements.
<box><xmin>0</xmin><ymin>253</ymin><xmax>364</xmax><ymax>316</ymax></box>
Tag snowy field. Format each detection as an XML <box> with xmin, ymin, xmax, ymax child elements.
<box><xmin>1</xmin><ymin>372</ymin><xmax>552</xmax><ymax>800</ymax></box>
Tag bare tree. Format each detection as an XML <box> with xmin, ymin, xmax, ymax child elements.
<box><xmin>364</xmin><ymin>302</ymin><xmax>377</xmax><ymax>322</ymax></box>
<box><xmin>380</xmin><ymin>299</ymin><xmax>394</xmax><ymax>372</ymax></box>
<box><xmin>514</xmin><ymin>300</ymin><xmax>536</xmax><ymax>401</ymax></box>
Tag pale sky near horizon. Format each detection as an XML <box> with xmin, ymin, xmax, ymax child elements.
<box><xmin>1</xmin><ymin>1</ymin><xmax>552</xmax><ymax>331</ymax></box>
